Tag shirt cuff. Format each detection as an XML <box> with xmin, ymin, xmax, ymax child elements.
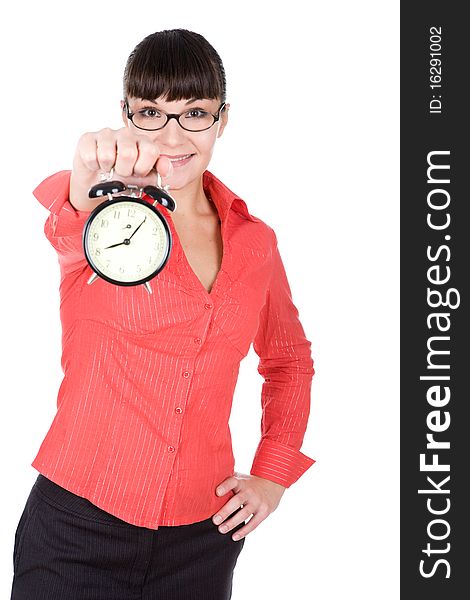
<box><xmin>250</xmin><ymin>437</ymin><xmax>316</xmax><ymax>488</ymax></box>
<box><xmin>33</xmin><ymin>170</ymin><xmax>91</xmax><ymax>237</ymax></box>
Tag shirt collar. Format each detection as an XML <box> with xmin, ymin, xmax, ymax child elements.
<box><xmin>203</xmin><ymin>170</ymin><xmax>261</xmax><ymax>224</ymax></box>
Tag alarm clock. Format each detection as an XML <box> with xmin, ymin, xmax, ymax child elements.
<box><xmin>82</xmin><ymin>173</ymin><xmax>177</xmax><ymax>294</ymax></box>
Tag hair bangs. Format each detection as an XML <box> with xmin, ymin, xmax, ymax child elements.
<box><xmin>123</xmin><ymin>29</ymin><xmax>226</xmax><ymax>104</ymax></box>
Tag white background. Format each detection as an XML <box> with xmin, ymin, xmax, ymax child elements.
<box><xmin>0</xmin><ymin>1</ymin><xmax>399</xmax><ymax>598</ymax></box>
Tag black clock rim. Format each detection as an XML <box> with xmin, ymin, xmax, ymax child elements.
<box><xmin>82</xmin><ymin>196</ymin><xmax>173</xmax><ymax>287</ymax></box>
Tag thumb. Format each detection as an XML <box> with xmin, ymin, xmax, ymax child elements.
<box><xmin>156</xmin><ymin>156</ymin><xmax>173</xmax><ymax>180</ymax></box>
<box><xmin>216</xmin><ymin>480</ymin><xmax>232</xmax><ymax>496</ymax></box>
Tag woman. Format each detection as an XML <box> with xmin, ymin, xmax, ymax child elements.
<box><xmin>11</xmin><ymin>28</ymin><xmax>315</xmax><ymax>600</ymax></box>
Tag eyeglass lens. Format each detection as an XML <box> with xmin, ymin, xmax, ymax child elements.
<box><xmin>131</xmin><ymin>107</ymin><xmax>219</xmax><ymax>131</ymax></box>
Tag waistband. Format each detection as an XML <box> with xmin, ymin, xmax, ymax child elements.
<box><xmin>34</xmin><ymin>474</ymin><xmax>132</xmax><ymax>527</ymax></box>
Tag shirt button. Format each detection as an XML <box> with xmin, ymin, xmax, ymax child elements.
<box><xmin>175</xmin><ymin>407</ymin><xmax>183</xmax><ymax>414</ymax></box>
<box><xmin>194</xmin><ymin>337</ymin><xmax>202</xmax><ymax>344</ymax></box>
<box><xmin>167</xmin><ymin>446</ymin><xmax>175</xmax><ymax>452</ymax></box>
<box><xmin>204</xmin><ymin>303</ymin><xmax>213</xmax><ymax>310</ymax></box>
<box><xmin>182</xmin><ymin>371</ymin><xmax>191</xmax><ymax>378</ymax></box>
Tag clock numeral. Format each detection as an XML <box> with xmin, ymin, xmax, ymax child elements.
<box><xmin>148</xmin><ymin>256</ymin><xmax>154</xmax><ymax>264</ymax></box>
<box><xmin>152</xmin><ymin>226</ymin><xmax>158</xmax><ymax>233</ymax></box>
<box><xmin>128</xmin><ymin>208</ymin><xmax>136</xmax><ymax>217</ymax></box>
<box><xmin>93</xmin><ymin>232</ymin><xmax>99</xmax><ymax>241</ymax></box>
<box><xmin>100</xmin><ymin>219</ymin><xmax>109</xmax><ymax>228</ymax></box>
<box><xmin>95</xmin><ymin>248</ymin><xmax>101</xmax><ymax>256</ymax></box>
<box><xmin>114</xmin><ymin>210</ymin><xmax>121</xmax><ymax>219</ymax></box>
<box><xmin>119</xmin><ymin>267</ymin><xmax>125</xmax><ymax>273</ymax></box>
<box><xmin>106</xmin><ymin>260</ymin><xmax>111</xmax><ymax>267</ymax></box>
<box><xmin>136</xmin><ymin>265</ymin><xmax>142</xmax><ymax>273</ymax></box>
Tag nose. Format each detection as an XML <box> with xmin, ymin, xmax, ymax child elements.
<box><xmin>153</xmin><ymin>116</ymin><xmax>188</xmax><ymax>147</ymax></box>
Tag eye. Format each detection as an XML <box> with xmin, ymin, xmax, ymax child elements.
<box><xmin>139</xmin><ymin>108</ymin><xmax>161</xmax><ymax>119</ymax></box>
<box><xmin>185</xmin><ymin>109</ymin><xmax>208</xmax><ymax>119</ymax></box>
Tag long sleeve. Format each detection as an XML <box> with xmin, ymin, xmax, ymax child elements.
<box><xmin>33</xmin><ymin>170</ymin><xmax>90</xmax><ymax>276</ymax></box>
<box><xmin>250</xmin><ymin>230</ymin><xmax>316</xmax><ymax>488</ymax></box>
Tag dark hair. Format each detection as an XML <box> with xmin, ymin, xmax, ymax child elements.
<box><xmin>123</xmin><ymin>29</ymin><xmax>227</xmax><ymax>104</ymax></box>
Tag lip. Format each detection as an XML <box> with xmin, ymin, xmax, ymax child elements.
<box><xmin>161</xmin><ymin>153</ymin><xmax>194</xmax><ymax>159</ymax></box>
<box><xmin>162</xmin><ymin>153</ymin><xmax>195</xmax><ymax>169</ymax></box>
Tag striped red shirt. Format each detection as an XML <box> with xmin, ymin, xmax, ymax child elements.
<box><xmin>31</xmin><ymin>169</ymin><xmax>315</xmax><ymax>529</ymax></box>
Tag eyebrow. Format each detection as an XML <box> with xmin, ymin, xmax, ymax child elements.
<box><xmin>140</xmin><ymin>98</ymin><xmax>205</xmax><ymax>106</ymax></box>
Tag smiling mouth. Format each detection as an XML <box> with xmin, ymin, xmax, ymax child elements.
<box><xmin>163</xmin><ymin>154</ymin><xmax>195</xmax><ymax>162</ymax></box>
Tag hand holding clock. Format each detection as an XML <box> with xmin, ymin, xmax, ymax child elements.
<box><xmin>70</xmin><ymin>127</ymin><xmax>174</xmax><ymax>213</ymax></box>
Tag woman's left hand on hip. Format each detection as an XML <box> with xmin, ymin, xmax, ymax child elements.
<box><xmin>212</xmin><ymin>472</ymin><xmax>286</xmax><ymax>541</ymax></box>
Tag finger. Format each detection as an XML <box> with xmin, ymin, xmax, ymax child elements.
<box><xmin>76</xmin><ymin>132</ymin><xmax>102</xmax><ymax>172</ymax></box>
<box><xmin>114</xmin><ymin>140</ymin><xmax>139</xmax><ymax>178</ymax></box>
<box><xmin>131</xmin><ymin>138</ymin><xmax>159</xmax><ymax>177</ymax></box>
<box><xmin>212</xmin><ymin>498</ymin><xmax>248</xmax><ymax>526</ymax></box>
<box><xmin>229</xmin><ymin>508</ymin><xmax>267</xmax><ymax>541</ymax></box>
<box><xmin>215</xmin><ymin>505</ymin><xmax>252</xmax><ymax>533</ymax></box>
<box><xmin>94</xmin><ymin>129</ymin><xmax>118</xmax><ymax>173</ymax></box>
<box><xmin>216</xmin><ymin>476</ymin><xmax>238</xmax><ymax>496</ymax></box>
<box><xmin>156</xmin><ymin>155</ymin><xmax>173</xmax><ymax>179</ymax></box>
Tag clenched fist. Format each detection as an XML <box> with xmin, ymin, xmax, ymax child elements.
<box><xmin>69</xmin><ymin>127</ymin><xmax>173</xmax><ymax>212</ymax></box>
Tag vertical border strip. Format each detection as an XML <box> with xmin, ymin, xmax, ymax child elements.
<box><xmin>401</xmin><ymin>3</ymin><xmax>469</xmax><ymax>596</ymax></box>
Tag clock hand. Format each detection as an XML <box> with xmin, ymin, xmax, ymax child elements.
<box><xmin>128</xmin><ymin>216</ymin><xmax>147</xmax><ymax>240</ymax></box>
<box><xmin>103</xmin><ymin>217</ymin><xmax>147</xmax><ymax>249</ymax></box>
<box><xmin>104</xmin><ymin>240</ymin><xmax>128</xmax><ymax>249</ymax></box>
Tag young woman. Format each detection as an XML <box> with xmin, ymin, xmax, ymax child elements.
<box><xmin>11</xmin><ymin>28</ymin><xmax>315</xmax><ymax>600</ymax></box>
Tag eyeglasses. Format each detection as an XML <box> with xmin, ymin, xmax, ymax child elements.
<box><xmin>124</xmin><ymin>101</ymin><xmax>226</xmax><ymax>132</ymax></box>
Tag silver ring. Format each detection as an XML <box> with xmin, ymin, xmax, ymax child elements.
<box><xmin>98</xmin><ymin>167</ymin><xmax>114</xmax><ymax>182</ymax></box>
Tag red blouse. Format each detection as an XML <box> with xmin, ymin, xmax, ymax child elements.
<box><xmin>31</xmin><ymin>169</ymin><xmax>315</xmax><ymax>529</ymax></box>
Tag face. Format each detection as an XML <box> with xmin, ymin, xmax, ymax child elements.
<box><xmin>121</xmin><ymin>96</ymin><xmax>230</xmax><ymax>194</ymax></box>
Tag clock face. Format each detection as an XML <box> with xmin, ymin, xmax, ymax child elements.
<box><xmin>83</xmin><ymin>198</ymin><xmax>171</xmax><ymax>285</ymax></box>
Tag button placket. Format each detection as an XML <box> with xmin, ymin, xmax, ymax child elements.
<box><xmin>169</xmin><ymin>299</ymin><xmax>214</xmax><ymax>453</ymax></box>
<box><xmin>168</xmin><ymin>364</ymin><xmax>194</xmax><ymax>451</ymax></box>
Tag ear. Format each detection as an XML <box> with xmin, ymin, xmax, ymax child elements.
<box><xmin>217</xmin><ymin>103</ymin><xmax>230</xmax><ymax>138</ymax></box>
<box><xmin>120</xmin><ymin>100</ymin><xmax>129</xmax><ymax>127</ymax></box>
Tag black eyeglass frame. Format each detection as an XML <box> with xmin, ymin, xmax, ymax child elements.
<box><xmin>123</xmin><ymin>101</ymin><xmax>227</xmax><ymax>132</ymax></box>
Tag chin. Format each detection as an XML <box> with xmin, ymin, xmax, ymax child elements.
<box><xmin>165</xmin><ymin>164</ymin><xmax>208</xmax><ymax>191</ymax></box>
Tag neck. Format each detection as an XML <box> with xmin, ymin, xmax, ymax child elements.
<box><xmin>165</xmin><ymin>175</ymin><xmax>213</xmax><ymax>219</ymax></box>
